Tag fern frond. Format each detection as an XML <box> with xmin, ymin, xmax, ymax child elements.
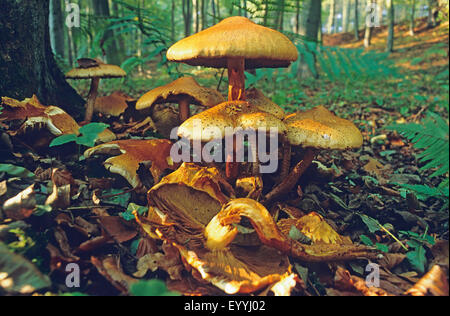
<box><xmin>387</xmin><ymin>113</ymin><xmax>449</xmax><ymax>178</ymax></box>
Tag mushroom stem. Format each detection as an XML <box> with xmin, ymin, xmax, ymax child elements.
<box><xmin>264</xmin><ymin>148</ymin><xmax>317</xmax><ymax>205</ymax></box>
<box><xmin>178</xmin><ymin>97</ymin><xmax>191</xmax><ymax>123</ymax></box>
<box><xmin>226</xmin><ymin>135</ymin><xmax>240</xmax><ymax>182</ymax></box>
<box><xmin>85</xmin><ymin>77</ymin><xmax>100</xmax><ymax>123</ymax></box>
<box><xmin>280</xmin><ymin>137</ymin><xmax>291</xmax><ymax>180</ymax></box>
<box><xmin>227</xmin><ymin>57</ymin><xmax>246</xmax><ymax>101</ymax></box>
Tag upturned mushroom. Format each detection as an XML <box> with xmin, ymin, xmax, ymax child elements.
<box><xmin>94</xmin><ymin>91</ymin><xmax>135</xmax><ymax>118</ymax></box>
<box><xmin>66</xmin><ymin>58</ymin><xmax>127</xmax><ymax>123</ymax></box>
<box><xmin>167</xmin><ymin>16</ymin><xmax>298</xmax><ymax>102</ymax></box>
<box><xmin>265</xmin><ymin>106</ymin><xmax>363</xmax><ymax>204</ymax></box>
<box><xmin>177</xmin><ymin>101</ymin><xmax>286</xmax><ymax>181</ymax></box>
<box><xmin>136</xmin><ymin>76</ymin><xmax>225</xmax><ymax>123</ymax></box>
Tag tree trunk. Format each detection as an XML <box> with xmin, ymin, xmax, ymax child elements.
<box><xmin>297</xmin><ymin>0</ymin><xmax>322</xmax><ymax>79</ymax></box>
<box><xmin>355</xmin><ymin>0</ymin><xmax>360</xmax><ymax>40</ymax></box>
<box><xmin>92</xmin><ymin>0</ymin><xmax>121</xmax><ymax>65</ymax></box>
<box><xmin>327</xmin><ymin>0</ymin><xmax>336</xmax><ymax>33</ymax></box>
<box><xmin>386</xmin><ymin>0</ymin><xmax>395</xmax><ymax>53</ymax></box>
<box><xmin>0</xmin><ymin>0</ymin><xmax>84</xmax><ymax>119</ymax></box>
<box><xmin>410</xmin><ymin>0</ymin><xmax>416</xmax><ymax>36</ymax></box>
<box><xmin>364</xmin><ymin>1</ymin><xmax>373</xmax><ymax>48</ymax></box>
<box><xmin>49</xmin><ymin>0</ymin><xmax>65</xmax><ymax>58</ymax></box>
<box><xmin>342</xmin><ymin>0</ymin><xmax>351</xmax><ymax>32</ymax></box>
<box><xmin>183</xmin><ymin>0</ymin><xmax>192</xmax><ymax>37</ymax></box>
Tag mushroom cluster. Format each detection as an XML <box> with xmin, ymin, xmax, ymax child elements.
<box><xmin>85</xmin><ymin>17</ymin><xmax>374</xmax><ymax>295</ymax></box>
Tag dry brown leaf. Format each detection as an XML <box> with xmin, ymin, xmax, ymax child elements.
<box><xmin>405</xmin><ymin>265</ymin><xmax>449</xmax><ymax>296</ymax></box>
<box><xmin>2</xmin><ymin>185</ymin><xmax>36</xmax><ymax>220</ymax></box>
<box><xmin>91</xmin><ymin>256</ymin><xmax>138</xmax><ymax>294</ymax></box>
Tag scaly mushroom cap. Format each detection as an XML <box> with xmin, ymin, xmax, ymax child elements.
<box><xmin>178</xmin><ymin>101</ymin><xmax>286</xmax><ymax>142</ymax></box>
<box><xmin>246</xmin><ymin>88</ymin><xmax>285</xmax><ymax>119</ymax></box>
<box><xmin>95</xmin><ymin>91</ymin><xmax>135</xmax><ymax>117</ymax></box>
<box><xmin>167</xmin><ymin>16</ymin><xmax>298</xmax><ymax>69</ymax></box>
<box><xmin>284</xmin><ymin>106</ymin><xmax>363</xmax><ymax>150</ymax></box>
<box><xmin>66</xmin><ymin>63</ymin><xmax>126</xmax><ymax>79</ymax></box>
<box><xmin>84</xmin><ymin>139</ymin><xmax>177</xmax><ymax>189</ymax></box>
<box><xmin>136</xmin><ymin>77</ymin><xmax>225</xmax><ymax>111</ymax></box>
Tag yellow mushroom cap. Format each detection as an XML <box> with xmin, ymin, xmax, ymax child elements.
<box><xmin>178</xmin><ymin>101</ymin><xmax>286</xmax><ymax>142</ymax></box>
<box><xmin>167</xmin><ymin>16</ymin><xmax>298</xmax><ymax>69</ymax></box>
<box><xmin>66</xmin><ymin>63</ymin><xmax>126</xmax><ymax>79</ymax></box>
<box><xmin>136</xmin><ymin>76</ymin><xmax>224</xmax><ymax>111</ymax></box>
<box><xmin>246</xmin><ymin>88</ymin><xmax>285</xmax><ymax>120</ymax></box>
<box><xmin>284</xmin><ymin>106</ymin><xmax>363</xmax><ymax>150</ymax></box>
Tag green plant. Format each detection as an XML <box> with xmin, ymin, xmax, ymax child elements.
<box><xmin>387</xmin><ymin>112</ymin><xmax>449</xmax><ymax>210</ymax></box>
<box><xmin>130</xmin><ymin>280</ymin><xmax>180</xmax><ymax>296</ymax></box>
<box><xmin>49</xmin><ymin>123</ymin><xmax>109</xmax><ymax>148</ymax></box>
<box><xmin>399</xmin><ymin>230</ymin><xmax>436</xmax><ymax>274</ymax></box>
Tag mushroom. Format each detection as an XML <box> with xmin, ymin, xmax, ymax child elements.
<box><xmin>136</xmin><ymin>76</ymin><xmax>225</xmax><ymax>123</ymax></box>
<box><xmin>177</xmin><ymin>101</ymin><xmax>286</xmax><ymax>181</ymax></box>
<box><xmin>167</xmin><ymin>16</ymin><xmax>298</xmax><ymax>102</ymax></box>
<box><xmin>94</xmin><ymin>91</ymin><xmax>135</xmax><ymax>118</ymax></box>
<box><xmin>66</xmin><ymin>59</ymin><xmax>126</xmax><ymax>123</ymax></box>
<box><xmin>265</xmin><ymin>106</ymin><xmax>363</xmax><ymax>204</ymax></box>
<box><xmin>246</xmin><ymin>88</ymin><xmax>286</xmax><ymax>120</ymax></box>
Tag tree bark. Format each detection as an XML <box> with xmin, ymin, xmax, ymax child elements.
<box><xmin>386</xmin><ymin>0</ymin><xmax>395</xmax><ymax>52</ymax></box>
<box><xmin>354</xmin><ymin>0</ymin><xmax>360</xmax><ymax>40</ymax></box>
<box><xmin>410</xmin><ymin>0</ymin><xmax>416</xmax><ymax>35</ymax></box>
<box><xmin>327</xmin><ymin>0</ymin><xmax>336</xmax><ymax>34</ymax></box>
<box><xmin>0</xmin><ymin>0</ymin><xmax>84</xmax><ymax>120</ymax></box>
<box><xmin>49</xmin><ymin>0</ymin><xmax>65</xmax><ymax>58</ymax></box>
<box><xmin>342</xmin><ymin>0</ymin><xmax>351</xmax><ymax>32</ymax></box>
<box><xmin>297</xmin><ymin>0</ymin><xmax>322</xmax><ymax>79</ymax></box>
<box><xmin>183</xmin><ymin>0</ymin><xmax>193</xmax><ymax>37</ymax></box>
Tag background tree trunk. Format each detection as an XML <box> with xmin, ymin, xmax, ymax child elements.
<box><xmin>92</xmin><ymin>0</ymin><xmax>121</xmax><ymax>65</ymax></box>
<box><xmin>355</xmin><ymin>0</ymin><xmax>361</xmax><ymax>40</ymax></box>
<box><xmin>298</xmin><ymin>0</ymin><xmax>322</xmax><ymax>79</ymax></box>
<box><xmin>410</xmin><ymin>0</ymin><xmax>416</xmax><ymax>35</ymax></box>
<box><xmin>343</xmin><ymin>0</ymin><xmax>351</xmax><ymax>32</ymax></box>
<box><xmin>327</xmin><ymin>0</ymin><xmax>337</xmax><ymax>33</ymax></box>
<box><xmin>49</xmin><ymin>0</ymin><xmax>65</xmax><ymax>59</ymax></box>
<box><xmin>0</xmin><ymin>0</ymin><xmax>84</xmax><ymax>119</ymax></box>
<box><xmin>386</xmin><ymin>0</ymin><xmax>395</xmax><ymax>52</ymax></box>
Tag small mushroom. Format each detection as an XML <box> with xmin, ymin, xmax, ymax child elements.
<box><xmin>66</xmin><ymin>59</ymin><xmax>126</xmax><ymax>123</ymax></box>
<box><xmin>136</xmin><ymin>76</ymin><xmax>224</xmax><ymax>123</ymax></box>
<box><xmin>178</xmin><ymin>101</ymin><xmax>286</xmax><ymax>181</ymax></box>
<box><xmin>94</xmin><ymin>91</ymin><xmax>135</xmax><ymax>118</ymax></box>
<box><xmin>167</xmin><ymin>17</ymin><xmax>298</xmax><ymax>102</ymax></box>
<box><xmin>265</xmin><ymin>106</ymin><xmax>363</xmax><ymax>204</ymax></box>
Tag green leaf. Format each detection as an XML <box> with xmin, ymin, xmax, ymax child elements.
<box><xmin>360</xmin><ymin>235</ymin><xmax>374</xmax><ymax>246</ymax></box>
<box><xmin>34</xmin><ymin>205</ymin><xmax>52</xmax><ymax>217</ymax></box>
<box><xmin>0</xmin><ymin>242</ymin><xmax>51</xmax><ymax>294</ymax></box>
<box><xmin>130</xmin><ymin>280</ymin><xmax>180</xmax><ymax>297</ymax></box>
<box><xmin>406</xmin><ymin>247</ymin><xmax>427</xmax><ymax>274</ymax></box>
<box><xmin>76</xmin><ymin>123</ymin><xmax>109</xmax><ymax>147</ymax></box>
<box><xmin>359</xmin><ymin>214</ymin><xmax>381</xmax><ymax>233</ymax></box>
<box><xmin>49</xmin><ymin>134</ymin><xmax>78</xmax><ymax>147</ymax></box>
<box><xmin>0</xmin><ymin>164</ymin><xmax>35</xmax><ymax>179</ymax></box>
<box><xmin>121</xmin><ymin>203</ymin><xmax>148</xmax><ymax>221</ymax></box>
<box><xmin>376</xmin><ymin>243</ymin><xmax>389</xmax><ymax>253</ymax></box>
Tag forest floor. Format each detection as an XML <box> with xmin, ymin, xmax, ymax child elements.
<box><xmin>0</xmin><ymin>18</ymin><xmax>448</xmax><ymax>296</ymax></box>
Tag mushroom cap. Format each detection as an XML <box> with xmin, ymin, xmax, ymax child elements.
<box><xmin>284</xmin><ymin>106</ymin><xmax>363</xmax><ymax>150</ymax></box>
<box><xmin>178</xmin><ymin>101</ymin><xmax>287</xmax><ymax>142</ymax></box>
<box><xmin>167</xmin><ymin>16</ymin><xmax>298</xmax><ymax>69</ymax></box>
<box><xmin>66</xmin><ymin>63</ymin><xmax>126</xmax><ymax>79</ymax></box>
<box><xmin>136</xmin><ymin>77</ymin><xmax>225</xmax><ymax>111</ymax></box>
<box><xmin>95</xmin><ymin>91</ymin><xmax>134</xmax><ymax>117</ymax></box>
<box><xmin>246</xmin><ymin>88</ymin><xmax>285</xmax><ymax>120</ymax></box>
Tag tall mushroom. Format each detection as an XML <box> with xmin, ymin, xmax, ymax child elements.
<box><xmin>265</xmin><ymin>106</ymin><xmax>364</xmax><ymax>204</ymax></box>
<box><xmin>178</xmin><ymin>101</ymin><xmax>286</xmax><ymax>181</ymax></box>
<box><xmin>167</xmin><ymin>16</ymin><xmax>298</xmax><ymax>102</ymax></box>
<box><xmin>66</xmin><ymin>59</ymin><xmax>126</xmax><ymax>123</ymax></box>
<box><xmin>136</xmin><ymin>76</ymin><xmax>224</xmax><ymax>123</ymax></box>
